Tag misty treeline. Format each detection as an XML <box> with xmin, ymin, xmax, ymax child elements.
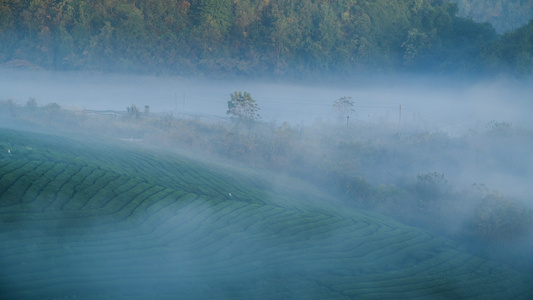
<box><xmin>0</xmin><ymin>0</ymin><xmax>532</xmax><ymax>77</ymax></box>
<box><xmin>451</xmin><ymin>0</ymin><xmax>533</xmax><ymax>33</ymax></box>
<box><xmin>2</xmin><ymin>96</ymin><xmax>533</xmax><ymax>271</ymax></box>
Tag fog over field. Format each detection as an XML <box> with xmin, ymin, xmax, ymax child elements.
<box><xmin>2</xmin><ymin>69</ymin><xmax>533</xmax><ymax>298</ymax></box>
<box><xmin>2</xmin><ymin>70</ymin><xmax>533</xmax><ymax>199</ymax></box>
<box><xmin>2</xmin><ymin>70</ymin><xmax>533</xmax><ymax>133</ymax></box>
<box><xmin>1</xmin><ymin>128</ymin><xmax>532</xmax><ymax>299</ymax></box>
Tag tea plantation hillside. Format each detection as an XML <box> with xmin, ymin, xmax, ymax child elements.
<box><xmin>1</xmin><ymin>128</ymin><xmax>532</xmax><ymax>299</ymax></box>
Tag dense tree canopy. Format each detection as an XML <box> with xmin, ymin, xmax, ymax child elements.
<box><xmin>451</xmin><ymin>0</ymin><xmax>533</xmax><ymax>33</ymax></box>
<box><xmin>484</xmin><ymin>20</ymin><xmax>533</xmax><ymax>74</ymax></box>
<box><xmin>0</xmin><ymin>0</ymin><xmax>530</xmax><ymax>77</ymax></box>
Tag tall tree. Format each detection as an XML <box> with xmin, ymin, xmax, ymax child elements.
<box><xmin>227</xmin><ymin>91</ymin><xmax>261</xmax><ymax>123</ymax></box>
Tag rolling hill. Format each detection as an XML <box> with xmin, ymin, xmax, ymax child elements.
<box><xmin>0</xmin><ymin>128</ymin><xmax>532</xmax><ymax>299</ymax></box>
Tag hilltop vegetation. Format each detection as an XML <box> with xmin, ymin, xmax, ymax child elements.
<box><xmin>0</xmin><ymin>0</ymin><xmax>532</xmax><ymax>76</ymax></box>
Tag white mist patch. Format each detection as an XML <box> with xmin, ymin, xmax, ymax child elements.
<box><xmin>2</xmin><ymin>70</ymin><xmax>532</xmax><ymax>135</ymax></box>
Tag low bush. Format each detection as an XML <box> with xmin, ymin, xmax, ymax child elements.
<box><xmin>469</xmin><ymin>193</ymin><xmax>533</xmax><ymax>242</ymax></box>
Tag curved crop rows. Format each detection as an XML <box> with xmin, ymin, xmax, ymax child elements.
<box><xmin>0</xmin><ymin>128</ymin><xmax>532</xmax><ymax>299</ymax></box>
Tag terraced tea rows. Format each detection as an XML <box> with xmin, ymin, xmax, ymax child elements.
<box><xmin>1</xmin><ymin>128</ymin><xmax>532</xmax><ymax>299</ymax></box>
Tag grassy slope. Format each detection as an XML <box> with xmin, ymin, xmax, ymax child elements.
<box><xmin>0</xmin><ymin>128</ymin><xmax>532</xmax><ymax>299</ymax></box>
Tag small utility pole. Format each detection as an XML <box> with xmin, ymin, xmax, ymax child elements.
<box><xmin>174</xmin><ymin>91</ymin><xmax>178</xmax><ymax>110</ymax></box>
<box><xmin>398</xmin><ymin>104</ymin><xmax>402</xmax><ymax>135</ymax></box>
<box><xmin>476</xmin><ymin>149</ymin><xmax>479</xmax><ymax>169</ymax></box>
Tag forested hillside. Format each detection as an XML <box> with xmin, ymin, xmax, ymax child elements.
<box><xmin>0</xmin><ymin>0</ymin><xmax>531</xmax><ymax>77</ymax></box>
<box><xmin>452</xmin><ymin>0</ymin><xmax>533</xmax><ymax>33</ymax></box>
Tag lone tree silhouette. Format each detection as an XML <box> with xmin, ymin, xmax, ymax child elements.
<box><xmin>227</xmin><ymin>91</ymin><xmax>260</xmax><ymax>123</ymax></box>
<box><xmin>333</xmin><ymin>96</ymin><xmax>354</xmax><ymax>122</ymax></box>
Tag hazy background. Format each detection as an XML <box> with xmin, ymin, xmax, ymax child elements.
<box><xmin>2</xmin><ymin>70</ymin><xmax>533</xmax><ymax>135</ymax></box>
<box><xmin>2</xmin><ymin>69</ymin><xmax>533</xmax><ymax>203</ymax></box>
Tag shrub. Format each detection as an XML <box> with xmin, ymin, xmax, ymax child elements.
<box><xmin>470</xmin><ymin>193</ymin><xmax>533</xmax><ymax>242</ymax></box>
<box><xmin>126</xmin><ymin>104</ymin><xmax>141</xmax><ymax>120</ymax></box>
